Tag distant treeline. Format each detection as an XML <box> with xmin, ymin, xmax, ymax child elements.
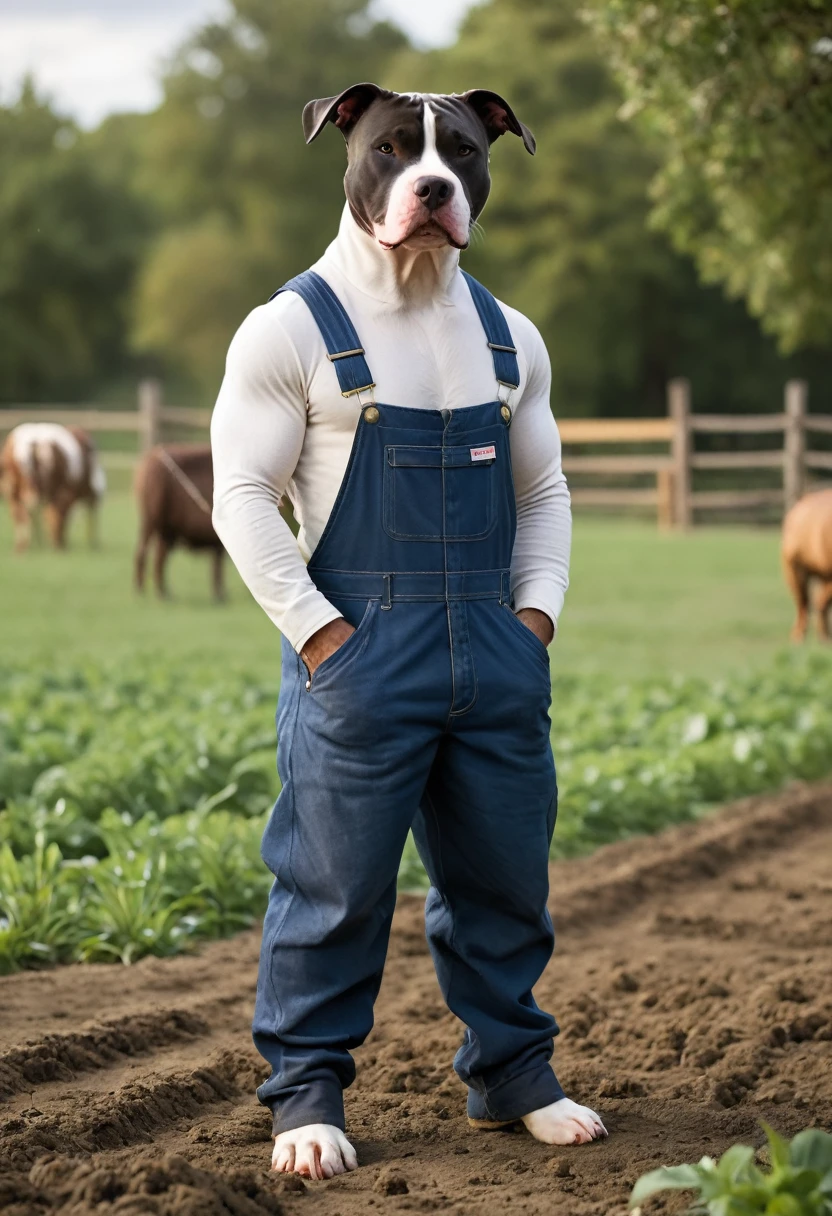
<box><xmin>1</xmin><ymin>0</ymin><xmax>830</xmax><ymax>415</ymax></box>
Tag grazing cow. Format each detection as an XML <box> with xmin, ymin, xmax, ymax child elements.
<box><xmin>134</xmin><ymin>444</ymin><xmax>225</xmax><ymax>601</ymax></box>
<box><xmin>0</xmin><ymin>422</ymin><xmax>106</xmax><ymax>552</ymax></box>
<box><xmin>782</xmin><ymin>488</ymin><xmax>832</xmax><ymax>641</ymax></box>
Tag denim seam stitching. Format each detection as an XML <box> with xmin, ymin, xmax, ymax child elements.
<box><xmin>448</xmin><ymin>606</ymin><xmax>479</xmax><ymax>717</ymax></box>
<box><xmin>266</xmin><ymin>655</ymin><xmax>303</xmax><ymax>1035</ymax></box>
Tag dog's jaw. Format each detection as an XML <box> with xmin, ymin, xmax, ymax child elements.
<box><xmin>329</xmin><ymin>202</ymin><xmax>461</xmax><ymax>307</ymax></box>
<box><xmin>378</xmin><ymin>221</ymin><xmax>467</xmax><ymax>254</ymax></box>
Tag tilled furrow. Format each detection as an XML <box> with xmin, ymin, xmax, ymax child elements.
<box><xmin>0</xmin><ymin>1047</ymin><xmax>263</xmax><ymax>1171</ymax></box>
<box><xmin>2</xmin><ymin>1151</ymin><xmax>286</xmax><ymax>1216</ymax></box>
<box><xmin>0</xmin><ymin>1008</ymin><xmax>211</xmax><ymax>1100</ymax></box>
<box><xmin>552</xmin><ymin>781</ymin><xmax>832</xmax><ymax>933</ymax></box>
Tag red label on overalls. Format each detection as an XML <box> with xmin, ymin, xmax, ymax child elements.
<box><xmin>470</xmin><ymin>445</ymin><xmax>496</xmax><ymax>462</ymax></box>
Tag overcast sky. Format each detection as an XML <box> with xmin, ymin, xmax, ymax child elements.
<box><xmin>0</xmin><ymin>0</ymin><xmax>479</xmax><ymax>127</ymax></box>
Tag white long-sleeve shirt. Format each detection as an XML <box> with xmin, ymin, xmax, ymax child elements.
<box><xmin>211</xmin><ymin>207</ymin><xmax>571</xmax><ymax>654</ymax></box>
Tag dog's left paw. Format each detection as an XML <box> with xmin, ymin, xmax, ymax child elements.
<box><xmin>522</xmin><ymin>1097</ymin><xmax>607</xmax><ymax>1145</ymax></box>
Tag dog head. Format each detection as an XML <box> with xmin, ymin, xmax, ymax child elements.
<box><xmin>302</xmin><ymin>85</ymin><xmax>535</xmax><ymax>252</ymax></box>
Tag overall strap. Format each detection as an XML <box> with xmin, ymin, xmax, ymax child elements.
<box><xmin>270</xmin><ymin>271</ymin><xmax>375</xmax><ymax>399</ymax></box>
<box><xmin>460</xmin><ymin>270</ymin><xmax>520</xmax><ymax>391</ymax></box>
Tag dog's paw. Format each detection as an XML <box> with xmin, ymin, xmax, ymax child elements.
<box><xmin>522</xmin><ymin>1098</ymin><xmax>607</xmax><ymax>1145</ymax></box>
<box><xmin>271</xmin><ymin>1123</ymin><xmax>358</xmax><ymax>1179</ymax></box>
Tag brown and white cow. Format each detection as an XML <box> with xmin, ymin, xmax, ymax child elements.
<box><xmin>782</xmin><ymin>488</ymin><xmax>832</xmax><ymax>641</ymax></box>
<box><xmin>134</xmin><ymin>444</ymin><xmax>225</xmax><ymax>601</ymax></box>
<box><xmin>0</xmin><ymin>423</ymin><xmax>106</xmax><ymax>552</ymax></box>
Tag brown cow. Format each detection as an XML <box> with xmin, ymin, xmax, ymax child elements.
<box><xmin>0</xmin><ymin>422</ymin><xmax>106</xmax><ymax>552</ymax></box>
<box><xmin>782</xmin><ymin>488</ymin><xmax>832</xmax><ymax>641</ymax></box>
<box><xmin>134</xmin><ymin>444</ymin><xmax>225</xmax><ymax>601</ymax></box>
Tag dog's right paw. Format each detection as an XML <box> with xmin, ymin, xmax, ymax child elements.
<box><xmin>272</xmin><ymin>1123</ymin><xmax>358</xmax><ymax>1180</ymax></box>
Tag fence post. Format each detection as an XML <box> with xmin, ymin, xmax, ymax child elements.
<box><xmin>656</xmin><ymin>469</ymin><xmax>674</xmax><ymax>531</ymax></box>
<box><xmin>668</xmin><ymin>378</ymin><xmax>692</xmax><ymax>530</ymax></box>
<box><xmin>783</xmin><ymin>379</ymin><xmax>807</xmax><ymax>512</ymax></box>
<box><xmin>138</xmin><ymin>379</ymin><xmax>162</xmax><ymax>453</ymax></box>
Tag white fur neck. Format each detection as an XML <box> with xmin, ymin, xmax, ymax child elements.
<box><xmin>321</xmin><ymin>204</ymin><xmax>460</xmax><ymax>309</ymax></box>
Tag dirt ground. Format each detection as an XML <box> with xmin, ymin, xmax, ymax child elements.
<box><xmin>2</xmin><ymin>783</ymin><xmax>832</xmax><ymax>1216</ymax></box>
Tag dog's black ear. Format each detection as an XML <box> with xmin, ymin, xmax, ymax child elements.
<box><xmin>458</xmin><ymin>90</ymin><xmax>536</xmax><ymax>155</ymax></box>
<box><xmin>302</xmin><ymin>83</ymin><xmax>391</xmax><ymax>144</ymax></box>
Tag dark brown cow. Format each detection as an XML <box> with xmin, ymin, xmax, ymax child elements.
<box><xmin>134</xmin><ymin>445</ymin><xmax>225</xmax><ymax>601</ymax></box>
<box><xmin>0</xmin><ymin>422</ymin><xmax>106</xmax><ymax>552</ymax></box>
<box><xmin>782</xmin><ymin>488</ymin><xmax>832</xmax><ymax>641</ymax></box>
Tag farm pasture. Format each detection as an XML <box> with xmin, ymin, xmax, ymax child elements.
<box><xmin>3</xmin><ymin>492</ymin><xmax>832</xmax><ymax>971</ymax></box>
<box><xmin>0</xmin><ymin>491</ymin><xmax>800</xmax><ymax>677</ymax></box>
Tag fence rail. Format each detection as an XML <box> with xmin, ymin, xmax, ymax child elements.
<box><xmin>0</xmin><ymin>381</ymin><xmax>204</xmax><ymax>455</ymax></box>
<box><xmin>2</xmin><ymin>377</ymin><xmax>831</xmax><ymax>529</ymax></box>
<box><xmin>0</xmin><ymin>409</ymin><xmax>145</xmax><ymax>432</ymax></box>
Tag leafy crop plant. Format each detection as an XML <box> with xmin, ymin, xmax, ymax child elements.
<box><xmin>2</xmin><ymin>652</ymin><xmax>832</xmax><ymax>970</ymax></box>
<box><xmin>630</xmin><ymin>1125</ymin><xmax>832</xmax><ymax>1215</ymax></box>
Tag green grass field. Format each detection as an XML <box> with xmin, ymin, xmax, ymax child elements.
<box><xmin>0</xmin><ymin>491</ymin><xmax>801</xmax><ymax>678</ymax></box>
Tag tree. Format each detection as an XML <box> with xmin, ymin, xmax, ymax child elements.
<box><xmin>131</xmin><ymin>0</ymin><xmax>407</xmax><ymax>393</ymax></box>
<box><xmin>584</xmin><ymin>0</ymin><xmax>832</xmax><ymax>354</ymax></box>
<box><xmin>0</xmin><ymin>82</ymin><xmax>150</xmax><ymax>402</ymax></box>
<box><xmin>389</xmin><ymin>0</ymin><xmax>832</xmax><ymax>415</ymax></box>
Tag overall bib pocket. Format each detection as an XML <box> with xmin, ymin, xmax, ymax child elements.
<box><xmin>383</xmin><ymin>445</ymin><xmax>496</xmax><ymax>542</ymax></box>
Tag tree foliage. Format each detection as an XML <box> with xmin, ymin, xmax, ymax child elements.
<box><xmin>131</xmin><ymin>0</ymin><xmax>406</xmax><ymax>391</ymax></box>
<box><xmin>390</xmin><ymin>0</ymin><xmax>831</xmax><ymax>414</ymax></box>
<box><xmin>0</xmin><ymin>82</ymin><xmax>150</xmax><ymax>402</ymax></box>
<box><xmin>585</xmin><ymin>0</ymin><xmax>832</xmax><ymax>354</ymax></box>
<box><xmin>1</xmin><ymin>0</ymin><xmax>831</xmax><ymax>411</ymax></box>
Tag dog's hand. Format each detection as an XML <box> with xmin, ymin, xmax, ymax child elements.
<box><xmin>301</xmin><ymin>618</ymin><xmax>356</xmax><ymax>675</ymax></box>
<box><xmin>516</xmin><ymin>607</ymin><xmax>554</xmax><ymax>647</ymax></box>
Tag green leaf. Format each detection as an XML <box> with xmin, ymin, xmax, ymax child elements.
<box><xmin>630</xmin><ymin>1164</ymin><xmax>708</xmax><ymax>1206</ymax></box>
<box><xmin>789</xmin><ymin>1130</ymin><xmax>832</xmax><ymax>1175</ymax></box>
<box><xmin>717</xmin><ymin>1144</ymin><xmax>758</xmax><ymax>1183</ymax></box>
<box><xmin>763</xmin><ymin>1124</ymin><xmax>794</xmax><ymax>1172</ymax></box>
<box><xmin>763</xmin><ymin>1196</ymin><xmax>808</xmax><ymax>1216</ymax></box>
<box><xmin>194</xmin><ymin>782</ymin><xmax>238</xmax><ymax>815</ymax></box>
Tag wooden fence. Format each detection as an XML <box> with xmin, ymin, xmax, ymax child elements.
<box><xmin>2</xmin><ymin>378</ymin><xmax>830</xmax><ymax>529</ymax></box>
<box><xmin>559</xmin><ymin>378</ymin><xmax>831</xmax><ymax>529</ymax></box>
<box><xmin>0</xmin><ymin>381</ymin><xmax>208</xmax><ymax>471</ymax></box>
<box><xmin>558</xmin><ymin>414</ymin><xmax>677</xmax><ymax>529</ymax></box>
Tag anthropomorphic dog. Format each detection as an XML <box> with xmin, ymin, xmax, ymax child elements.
<box><xmin>211</xmin><ymin>85</ymin><xmax>605</xmax><ymax>1180</ymax></box>
<box><xmin>0</xmin><ymin>422</ymin><xmax>105</xmax><ymax>552</ymax></box>
<box><xmin>782</xmin><ymin>488</ymin><xmax>832</xmax><ymax>641</ymax></box>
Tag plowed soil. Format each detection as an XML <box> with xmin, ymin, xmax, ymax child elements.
<box><xmin>2</xmin><ymin>783</ymin><xmax>832</xmax><ymax>1216</ymax></box>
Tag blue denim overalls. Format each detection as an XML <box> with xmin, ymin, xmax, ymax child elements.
<box><xmin>253</xmin><ymin>269</ymin><xmax>563</xmax><ymax>1135</ymax></box>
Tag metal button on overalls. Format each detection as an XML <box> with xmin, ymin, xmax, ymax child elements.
<box><xmin>253</xmin><ymin>270</ymin><xmax>562</xmax><ymax>1137</ymax></box>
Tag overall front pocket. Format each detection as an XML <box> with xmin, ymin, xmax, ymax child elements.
<box><xmin>502</xmin><ymin>603</ymin><xmax>552</xmax><ymax>670</ymax></box>
<box><xmin>306</xmin><ymin>598</ymin><xmax>376</xmax><ymax>689</ymax></box>
<box><xmin>383</xmin><ymin>445</ymin><xmax>497</xmax><ymax>542</ymax></box>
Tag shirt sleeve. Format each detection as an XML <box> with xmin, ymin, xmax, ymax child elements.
<box><xmin>210</xmin><ymin>302</ymin><xmax>343</xmax><ymax>652</ymax></box>
<box><xmin>507</xmin><ymin>315</ymin><xmax>572</xmax><ymax>631</ymax></box>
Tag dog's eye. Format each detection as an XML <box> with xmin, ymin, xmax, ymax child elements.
<box><xmin>458</xmin><ymin>144</ymin><xmax>475</xmax><ymax>157</ymax></box>
<box><xmin>377</xmin><ymin>142</ymin><xmax>394</xmax><ymax>154</ymax></box>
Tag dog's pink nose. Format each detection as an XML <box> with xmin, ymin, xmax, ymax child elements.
<box><xmin>413</xmin><ymin>176</ymin><xmax>454</xmax><ymax>212</ymax></box>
